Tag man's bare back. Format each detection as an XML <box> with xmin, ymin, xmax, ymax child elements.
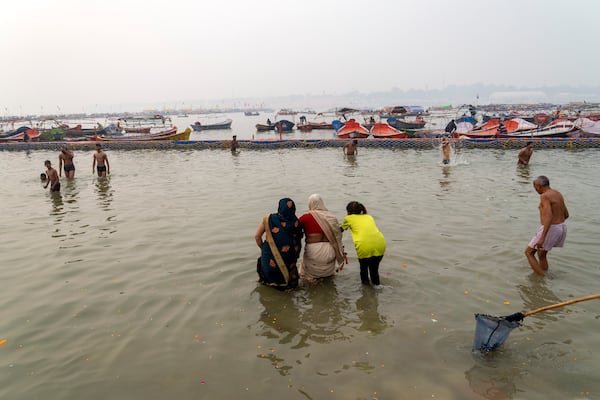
<box><xmin>525</xmin><ymin>175</ymin><xmax>569</xmax><ymax>275</ymax></box>
<box><xmin>539</xmin><ymin>188</ymin><xmax>569</xmax><ymax>225</ymax></box>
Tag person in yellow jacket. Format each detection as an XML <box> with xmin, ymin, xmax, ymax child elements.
<box><xmin>341</xmin><ymin>201</ymin><xmax>386</xmax><ymax>286</ymax></box>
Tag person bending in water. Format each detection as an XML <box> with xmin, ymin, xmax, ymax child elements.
<box><xmin>92</xmin><ymin>143</ymin><xmax>110</xmax><ymax>177</ymax></box>
<box><xmin>518</xmin><ymin>142</ymin><xmax>534</xmax><ymax>166</ymax></box>
<box><xmin>342</xmin><ymin>201</ymin><xmax>386</xmax><ymax>286</ymax></box>
<box><xmin>59</xmin><ymin>145</ymin><xmax>75</xmax><ymax>178</ymax></box>
<box><xmin>44</xmin><ymin>160</ymin><xmax>60</xmax><ymax>192</ymax></box>
<box><xmin>343</xmin><ymin>139</ymin><xmax>358</xmax><ymax>155</ymax></box>
<box><xmin>525</xmin><ymin>175</ymin><xmax>569</xmax><ymax>276</ymax></box>
<box><xmin>442</xmin><ymin>138</ymin><xmax>451</xmax><ymax>164</ymax></box>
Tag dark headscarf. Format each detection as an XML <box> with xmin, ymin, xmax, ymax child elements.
<box><xmin>258</xmin><ymin>198</ymin><xmax>303</xmax><ymax>289</ymax></box>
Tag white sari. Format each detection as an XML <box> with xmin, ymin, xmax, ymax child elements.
<box><xmin>299</xmin><ymin>195</ymin><xmax>345</xmax><ymax>281</ymax></box>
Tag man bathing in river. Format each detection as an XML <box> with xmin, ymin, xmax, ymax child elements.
<box><xmin>44</xmin><ymin>160</ymin><xmax>60</xmax><ymax>192</ymax></box>
<box><xmin>92</xmin><ymin>143</ymin><xmax>110</xmax><ymax>177</ymax></box>
<box><xmin>343</xmin><ymin>139</ymin><xmax>358</xmax><ymax>155</ymax></box>
<box><xmin>442</xmin><ymin>138</ymin><xmax>451</xmax><ymax>164</ymax></box>
<box><xmin>59</xmin><ymin>145</ymin><xmax>75</xmax><ymax>178</ymax></box>
<box><xmin>518</xmin><ymin>142</ymin><xmax>534</xmax><ymax>166</ymax></box>
<box><xmin>525</xmin><ymin>175</ymin><xmax>569</xmax><ymax>276</ymax></box>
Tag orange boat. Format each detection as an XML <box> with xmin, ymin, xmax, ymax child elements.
<box><xmin>0</xmin><ymin>128</ymin><xmax>40</xmax><ymax>141</ymax></box>
<box><xmin>459</xmin><ymin>119</ymin><xmax>518</xmax><ymax>138</ymax></box>
<box><xmin>336</xmin><ymin>119</ymin><xmax>370</xmax><ymax>139</ymax></box>
<box><xmin>370</xmin><ymin>122</ymin><xmax>408</xmax><ymax>139</ymax></box>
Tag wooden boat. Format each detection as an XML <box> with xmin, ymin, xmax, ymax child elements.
<box><xmin>277</xmin><ymin>109</ymin><xmax>298</xmax><ymax>116</ymax></box>
<box><xmin>191</xmin><ymin>118</ymin><xmax>233</xmax><ymax>131</ymax></box>
<box><xmin>122</xmin><ymin>126</ymin><xmax>152</xmax><ymax>134</ymax></box>
<box><xmin>458</xmin><ymin>119</ymin><xmax>517</xmax><ymax>138</ymax></box>
<box><xmin>297</xmin><ymin>121</ymin><xmax>334</xmax><ymax>131</ymax></box>
<box><xmin>255</xmin><ymin>123</ymin><xmax>275</xmax><ymax>131</ymax></box>
<box><xmin>370</xmin><ymin>122</ymin><xmax>408</xmax><ymax>139</ymax></box>
<box><xmin>96</xmin><ymin>127</ymin><xmax>189</xmax><ymax>141</ymax></box>
<box><xmin>387</xmin><ymin>117</ymin><xmax>426</xmax><ymax>130</ymax></box>
<box><xmin>62</xmin><ymin>124</ymin><xmax>108</xmax><ymax>138</ymax></box>
<box><xmin>581</xmin><ymin>123</ymin><xmax>600</xmax><ymax>136</ymax></box>
<box><xmin>578</xmin><ymin>119</ymin><xmax>600</xmax><ymax>136</ymax></box>
<box><xmin>503</xmin><ymin>120</ymin><xmax>577</xmax><ymax>138</ymax></box>
<box><xmin>0</xmin><ymin>126</ymin><xmax>33</xmax><ymax>138</ymax></box>
<box><xmin>335</xmin><ymin>119</ymin><xmax>370</xmax><ymax>139</ymax></box>
<box><xmin>0</xmin><ymin>128</ymin><xmax>40</xmax><ymax>141</ymax></box>
<box><xmin>273</xmin><ymin>120</ymin><xmax>295</xmax><ymax>132</ymax></box>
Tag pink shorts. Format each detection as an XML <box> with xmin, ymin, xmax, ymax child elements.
<box><xmin>528</xmin><ymin>223</ymin><xmax>567</xmax><ymax>251</ymax></box>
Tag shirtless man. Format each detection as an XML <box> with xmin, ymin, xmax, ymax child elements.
<box><xmin>230</xmin><ymin>135</ymin><xmax>239</xmax><ymax>152</ymax></box>
<box><xmin>343</xmin><ymin>139</ymin><xmax>358</xmax><ymax>155</ymax></box>
<box><xmin>442</xmin><ymin>138</ymin><xmax>451</xmax><ymax>164</ymax></box>
<box><xmin>518</xmin><ymin>142</ymin><xmax>534</xmax><ymax>166</ymax></box>
<box><xmin>92</xmin><ymin>143</ymin><xmax>110</xmax><ymax>177</ymax></box>
<box><xmin>525</xmin><ymin>175</ymin><xmax>569</xmax><ymax>276</ymax></box>
<box><xmin>44</xmin><ymin>160</ymin><xmax>60</xmax><ymax>192</ymax></box>
<box><xmin>59</xmin><ymin>145</ymin><xmax>75</xmax><ymax>178</ymax></box>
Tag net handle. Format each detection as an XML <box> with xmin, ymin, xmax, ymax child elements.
<box><xmin>524</xmin><ymin>293</ymin><xmax>600</xmax><ymax>317</ymax></box>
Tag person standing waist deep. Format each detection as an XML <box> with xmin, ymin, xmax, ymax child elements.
<box><xmin>92</xmin><ymin>143</ymin><xmax>110</xmax><ymax>177</ymax></box>
<box><xmin>59</xmin><ymin>145</ymin><xmax>75</xmax><ymax>178</ymax></box>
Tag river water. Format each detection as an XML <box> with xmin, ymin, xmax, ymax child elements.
<box><xmin>1</xmin><ymin>144</ymin><xmax>599</xmax><ymax>400</ymax></box>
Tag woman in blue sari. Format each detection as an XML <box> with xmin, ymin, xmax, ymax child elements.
<box><xmin>254</xmin><ymin>198</ymin><xmax>303</xmax><ymax>290</ymax></box>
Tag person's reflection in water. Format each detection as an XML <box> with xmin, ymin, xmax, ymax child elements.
<box><xmin>297</xmin><ymin>279</ymin><xmax>352</xmax><ymax>344</ymax></box>
<box><xmin>61</xmin><ymin>178</ymin><xmax>79</xmax><ymax>205</ymax></box>
<box><xmin>439</xmin><ymin>166</ymin><xmax>451</xmax><ymax>191</ymax></box>
<box><xmin>516</xmin><ymin>162</ymin><xmax>530</xmax><ymax>185</ymax></box>
<box><xmin>356</xmin><ymin>286</ymin><xmax>388</xmax><ymax>334</ymax></box>
<box><xmin>343</xmin><ymin>150</ymin><xmax>358</xmax><ymax>177</ymax></box>
<box><xmin>517</xmin><ymin>274</ymin><xmax>564</xmax><ymax>326</ymax></box>
<box><xmin>253</xmin><ymin>285</ymin><xmax>302</xmax><ymax>376</ymax></box>
<box><xmin>95</xmin><ymin>176</ymin><xmax>113</xmax><ymax>211</ymax></box>
<box><xmin>253</xmin><ymin>280</ymin><xmax>352</xmax><ymax>375</ymax></box>
<box><xmin>50</xmin><ymin>191</ymin><xmax>64</xmax><ymax>223</ymax></box>
<box><xmin>465</xmin><ymin>360</ymin><xmax>519</xmax><ymax>400</ymax></box>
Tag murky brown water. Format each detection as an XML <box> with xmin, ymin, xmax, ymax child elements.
<box><xmin>1</xmin><ymin>145</ymin><xmax>598</xmax><ymax>399</ymax></box>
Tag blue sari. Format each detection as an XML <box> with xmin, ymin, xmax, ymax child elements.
<box><xmin>257</xmin><ymin>198</ymin><xmax>303</xmax><ymax>290</ymax></box>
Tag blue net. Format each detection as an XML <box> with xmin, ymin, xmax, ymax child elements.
<box><xmin>473</xmin><ymin>313</ymin><xmax>521</xmax><ymax>351</ymax></box>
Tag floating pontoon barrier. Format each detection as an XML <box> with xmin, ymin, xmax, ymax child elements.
<box><xmin>1</xmin><ymin>138</ymin><xmax>600</xmax><ymax>151</ymax></box>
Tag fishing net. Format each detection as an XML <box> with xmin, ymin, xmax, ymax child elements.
<box><xmin>472</xmin><ymin>313</ymin><xmax>523</xmax><ymax>352</ymax></box>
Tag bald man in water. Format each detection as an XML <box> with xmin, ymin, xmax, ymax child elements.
<box><xmin>525</xmin><ymin>175</ymin><xmax>569</xmax><ymax>276</ymax></box>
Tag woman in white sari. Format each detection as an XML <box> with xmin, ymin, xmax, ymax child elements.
<box><xmin>298</xmin><ymin>194</ymin><xmax>346</xmax><ymax>281</ymax></box>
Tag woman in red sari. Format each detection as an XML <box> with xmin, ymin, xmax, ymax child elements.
<box><xmin>298</xmin><ymin>194</ymin><xmax>346</xmax><ymax>281</ymax></box>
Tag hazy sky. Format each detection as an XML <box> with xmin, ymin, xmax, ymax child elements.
<box><xmin>2</xmin><ymin>0</ymin><xmax>599</xmax><ymax>114</ymax></box>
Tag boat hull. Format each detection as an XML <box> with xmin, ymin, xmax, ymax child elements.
<box><xmin>387</xmin><ymin>117</ymin><xmax>426</xmax><ymax>130</ymax></box>
<box><xmin>369</xmin><ymin>123</ymin><xmax>408</xmax><ymax>139</ymax></box>
<box><xmin>191</xmin><ymin>119</ymin><xmax>233</xmax><ymax>131</ymax></box>
<box><xmin>96</xmin><ymin>127</ymin><xmax>189</xmax><ymax>141</ymax></box>
<box><xmin>336</xmin><ymin>120</ymin><xmax>370</xmax><ymax>139</ymax></box>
